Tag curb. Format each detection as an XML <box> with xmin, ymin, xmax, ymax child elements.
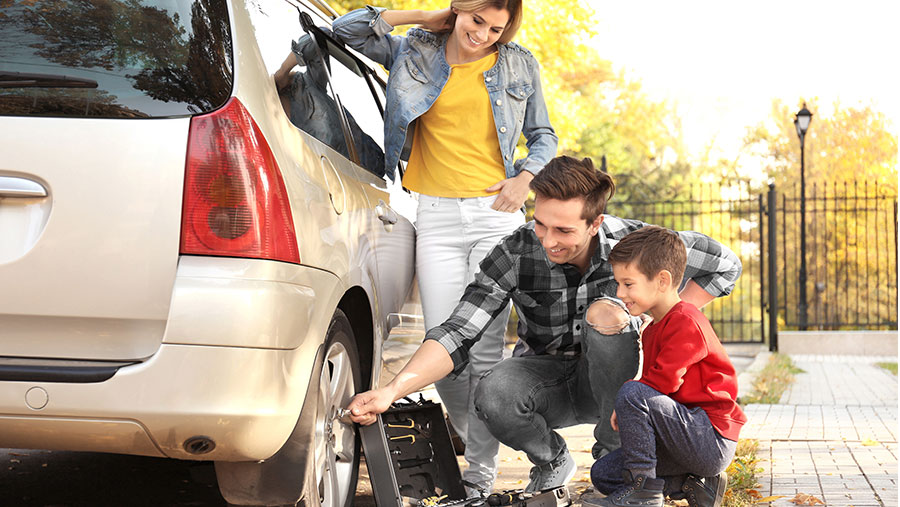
<box><xmin>737</xmin><ymin>350</ymin><xmax>771</xmax><ymax>402</ymax></box>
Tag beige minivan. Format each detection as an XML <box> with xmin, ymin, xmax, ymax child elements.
<box><xmin>0</xmin><ymin>0</ymin><xmax>418</xmax><ymax>505</ymax></box>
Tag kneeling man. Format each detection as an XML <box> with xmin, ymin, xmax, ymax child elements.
<box><xmin>347</xmin><ymin>155</ymin><xmax>742</xmax><ymax>494</ymax></box>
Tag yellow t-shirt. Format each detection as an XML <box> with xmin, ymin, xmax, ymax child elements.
<box><xmin>403</xmin><ymin>52</ymin><xmax>506</xmax><ymax>197</ymax></box>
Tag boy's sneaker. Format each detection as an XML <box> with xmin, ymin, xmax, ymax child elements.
<box><xmin>681</xmin><ymin>471</ymin><xmax>727</xmax><ymax>507</ymax></box>
<box><xmin>586</xmin><ymin>471</ymin><xmax>664</xmax><ymax>507</ymax></box>
<box><xmin>524</xmin><ymin>449</ymin><xmax>576</xmax><ymax>493</ymax></box>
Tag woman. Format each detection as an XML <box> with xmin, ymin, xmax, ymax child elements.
<box><xmin>332</xmin><ymin>1</ymin><xmax>557</xmax><ymax>495</ymax></box>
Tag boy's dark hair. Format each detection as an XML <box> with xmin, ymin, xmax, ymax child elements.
<box><xmin>609</xmin><ymin>226</ymin><xmax>687</xmax><ymax>286</ymax></box>
<box><xmin>529</xmin><ymin>156</ymin><xmax>615</xmax><ymax>223</ymax></box>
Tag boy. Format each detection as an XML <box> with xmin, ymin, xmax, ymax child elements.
<box><xmin>584</xmin><ymin>226</ymin><xmax>746</xmax><ymax>507</ymax></box>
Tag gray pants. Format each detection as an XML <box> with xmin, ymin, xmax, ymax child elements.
<box><xmin>472</xmin><ymin>315</ymin><xmax>642</xmax><ymax>465</ymax></box>
<box><xmin>591</xmin><ymin>381</ymin><xmax>737</xmax><ymax>495</ymax></box>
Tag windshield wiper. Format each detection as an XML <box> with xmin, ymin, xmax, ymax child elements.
<box><xmin>0</xmin><ymin>71</ymin><xmax>98</xmax><ymax>88</ymax></box>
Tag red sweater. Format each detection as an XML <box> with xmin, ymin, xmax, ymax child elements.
<box><xmin>636</xmin><ymin>301</ymin><xmax>746</xmax><ymax>441</ymax></box>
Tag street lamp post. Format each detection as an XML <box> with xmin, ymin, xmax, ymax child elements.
<box><xmin>794</xmin><ymin>104</ymin><xmax>813</xmax><ymax>330</ymax></box>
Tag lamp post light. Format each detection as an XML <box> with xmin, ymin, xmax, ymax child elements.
<box><xmin>794</xmin><ymin>104</ymin><xmax>813</xmax><ymax>330</ymax></box>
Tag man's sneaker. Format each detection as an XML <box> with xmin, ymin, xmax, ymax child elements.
<box><xmin>463</xmin><ymin>480</ymin><xmax>489</xmax><ymax>500</ymax></box>
<box><xmin>681</xmin><ymin>471</ymin><xmax>727</xmax><ymax>507</ymax></box>
<box><xmin>587</xmin><ymin>471</ymin><xmax>664</xmax><ymax>507</ymax></box>
<box><xmin>524</xmin><ymin>449</ymin><xmax>576</xmax><ymax>493</ymax></box>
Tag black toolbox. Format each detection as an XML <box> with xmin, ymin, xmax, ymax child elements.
<box><xmin>358</xmin><ymin>398</ymin><xmax>571</xmax><ymax>507</ymax></box>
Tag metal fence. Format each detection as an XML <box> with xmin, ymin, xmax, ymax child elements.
<box><xmin>607</xmin><ymin>182</ymin><xmax>766</xmax><ymax>343</ymax></box>
<box><xmin>607</xmin><ymin>180</ymin><xmax>899</xmax><ymax>345</ymax></box>
<box><xmin>772</xmin><ymin>181</ymin><xmax>898</xmax><ymax>331</ymax></box>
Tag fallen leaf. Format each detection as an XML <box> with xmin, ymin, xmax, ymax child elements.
<box><xmin>577</xmin><ymin>474</ymin><xmax>591</xmax><ymax>483</ymax></box>
<box><xmin>789</xmin><ymin>493</ymin><xmax>824</xmax><ymax>505</ymax></box>
<box><xmin>747</xmin><ymin>489</ymin><xmax>762</xmax><ymax>499</ymax></box>
<box><xmin>861</xmin><ymin>438</ymin><xmax>879</xmax><ymax>446</ymax></box>
<box><xmin>755</xmin><ymin>495</ymin><xmax>786</xmax><ymax>503</ymax></box>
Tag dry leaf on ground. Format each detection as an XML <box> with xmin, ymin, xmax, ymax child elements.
<box><xmin>861</xmin><ymin>438</ymin><xmax>880</xmax><ymax>446</ymax></box>
<box><xmin>789</xmin><ymin>493</ymin><xmax>824</xmax><ymax>505</ymax></box>
<box><xmin>755</xmin><ymin>495</ymin><xmax>786</xmax><ymax>503</ymax></box>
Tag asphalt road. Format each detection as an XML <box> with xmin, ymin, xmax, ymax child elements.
<box><xmin>0</xmin><ymin>448</ymin><xmax>382</xmax><ymax>507</ymax></box>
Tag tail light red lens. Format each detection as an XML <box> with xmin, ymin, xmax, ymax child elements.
<box><xmin>180</xmin><ymin>97</ymin><xmax>300</xmax><ymax>264</ymax></box>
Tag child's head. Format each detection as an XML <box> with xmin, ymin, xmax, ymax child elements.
<box><xmin>608</xmin><ymin>226</ymin><xmax>686</xmax><ymax>316</ymax></box>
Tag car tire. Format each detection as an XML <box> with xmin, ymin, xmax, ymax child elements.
<box><xmin>314</xmin><ymin>310</ymin><xmax>361</xmax><ymax>507</ymax></box>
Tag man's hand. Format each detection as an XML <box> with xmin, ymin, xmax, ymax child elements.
<box><xmin>487</xmin><ymin>171</ymin><xmax>534</xmax><ymax>213</ymax></box>
<box><xmin>346</xmin><ymin>387</ymin><xmax>395</xmax><ymax>426</ymax></box>
<box><xmin>345</xmin><ymin>341</ymin><xmax>453</xmax><ymax>425</ymax></box>
<box><xmin>610</xmin><ymin>410</ymin><xmax>619</xmax><ymax>432</ymax></box>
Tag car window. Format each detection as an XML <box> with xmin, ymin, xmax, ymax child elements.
<box><xmin>0</xmin><ymin>0</ymin><xmax>233</xmax><ymax>118</ymax></box>
<box><xmin>322</xmin><ymin>46</ymin><xmax>387</xmax><ymax>178</ymax></box>
<box><xmin>247</xmin><ymin>0</ymin><xmax>386</xmax><ymax>178</ymax></box>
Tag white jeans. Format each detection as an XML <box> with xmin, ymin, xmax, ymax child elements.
<box><xmin>415</xmin><ymin>193</ymin><xmax>526</xmax><ymax>491</ymax></box>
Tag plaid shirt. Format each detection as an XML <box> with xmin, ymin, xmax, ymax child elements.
<box><xmin>425</xmin><ymin>215</ymin><xmax>743</xmax><ymax>375</ymax></box>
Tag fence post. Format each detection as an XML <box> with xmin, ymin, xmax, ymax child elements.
<box><xmin>767</xmin><ymin>183</ymin><xmax>778</xmax><ymax>351</ymax></box>
<box><xmin>759</xmin><ymin>193</ymin><xmax>766</xmax><ymax>347</ymax></box>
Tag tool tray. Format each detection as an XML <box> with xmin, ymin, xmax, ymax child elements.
<box><xmin>360</xmin><ymin>398</ymin><xmax>466</xmax><ymax>505</ymax></box>
<box><xmin>359</xmin><ymin>397</ymin><xmax>571</xmax><ymax>507</ymax></box>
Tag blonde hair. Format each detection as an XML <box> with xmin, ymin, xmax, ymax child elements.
<box><xmin>437</xmin><ymin>0</ymin><xmax>524</xmax><ymax>44</ymax></box>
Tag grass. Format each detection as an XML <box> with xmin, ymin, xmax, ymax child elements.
<box><xmin>740</xmin><ymin>354</ymin><xmax>805</xmax><ymax>405</ymax></box>
<box><xmin>877</xmin><ymin>361</ymin><xmax>898</xmax><ymax>375</ymax></box>
<box><xmin>723</xmin><ymin>439</ymin><xmax>764</xmax><ymax>507</ymax></box>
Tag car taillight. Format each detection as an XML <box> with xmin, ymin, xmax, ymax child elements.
<box><xmin>180</xmin><ymin>97</ymin><xmax>300</xmax><ymax>264</ymax></box>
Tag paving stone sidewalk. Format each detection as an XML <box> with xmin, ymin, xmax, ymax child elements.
<box><xmin>741</xmin><ymin>355</ymin><xmax>898</xmax><ymax>507</ymax></box>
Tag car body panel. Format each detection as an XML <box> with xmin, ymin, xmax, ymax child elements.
<box><xmin>0</xmin><ymin>1</ymin><xmax>420</xmax><ymax>503</ymax></box>
<box><xmin>0</xmin><ymin>118</ymin><xmax>187</xmax><ymax>360</ymax></box>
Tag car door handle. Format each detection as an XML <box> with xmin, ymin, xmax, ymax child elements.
<box><xmin>375</xmin><ymin>200</ymin><xmax>398</xmax><ymax>232</ymax></box>
<box><xmin>375</xmin><ymin>201</ymin><xmax>398</xmax><ymax>224</ymax></box>
<box><xmin>0</xmin><ymin>176</ymin><xmax>47</xmax><ymax>198</ymax></box>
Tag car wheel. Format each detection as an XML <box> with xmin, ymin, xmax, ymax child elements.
<box><xmin>314</xmin><ymin>310</ymin><xmax>361</xmax><ymax>507</ymax></box>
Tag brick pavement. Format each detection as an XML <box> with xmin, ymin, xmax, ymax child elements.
<box><xmin>741</xmin><ymin>355</ymin><xmax>898</xmax><ymax>506</ymax></box>
<box><xmin>365</xmin><ymin>343</ymin><xmax>898</xmax><ymax>506</ymax></box>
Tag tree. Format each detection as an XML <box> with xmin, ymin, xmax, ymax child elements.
<box><xmin>739</xmin><ymin>99</ymin><xmax>898</xmax><ymax>330</ymax></box>
<box><xmin>740</xmin><ymin>99</ymin><xmax>897</xmax><ymax>190</ymax></box>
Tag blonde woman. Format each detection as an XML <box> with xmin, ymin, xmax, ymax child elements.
<box><xmin>333</xmin><ymin>0</ymin><xmax>557</xmax><ymax>495</ymax></box>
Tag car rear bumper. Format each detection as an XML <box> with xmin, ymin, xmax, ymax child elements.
<box><xmin>1</xmin><ymin>342</ymin><xmax>317</xmax><ymax>461</ymax></box>
<box><xmin>0</xmin><ymin>257</ymin><xmax>347</xmax><ymax>461</ymax></box>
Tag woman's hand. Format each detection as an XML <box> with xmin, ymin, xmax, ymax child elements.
<box><xmin>610</xmin><ymin>410</ymin><xmax>619</xmax><ymax>432</ymax></box>
<box><xmin>273</xmin><ymin>53</ymin><xmax>297</xmax><ymax>91</ymax></box>
<box><xmin>420</xmin><ymin>8</ymin><xmax>453</xmax><ymax>32</ymax></box>
<box><xmin>382</xmin><ymin>9</ymin><xmax>452</xmax><ymax>31</ymax></box>
<box><xmin>487</xmin><ymin>170</ymin><xmax>534</xmax><ymax>212</ymax></box>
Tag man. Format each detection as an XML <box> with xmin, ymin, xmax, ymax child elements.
<box><xmin>348</xmin><ymin>155</ymin><xmax>742</xmax><ymax>494</ymax></box>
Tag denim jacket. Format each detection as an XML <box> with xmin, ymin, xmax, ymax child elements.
<box><xmin>332</xmin><ymin>6</ymin><xmax>558</xmax><ymax>182</ymax></box>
